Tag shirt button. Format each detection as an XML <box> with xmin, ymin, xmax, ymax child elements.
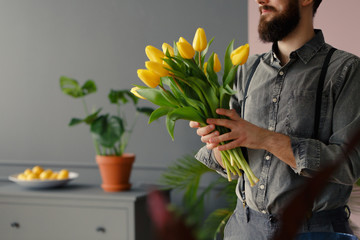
<box><xmin>262</xmin><ymin>210</ymin><xmax>267</xmax><ymax>214</ymax></box>
<box><xmin>279</xmin><ymin>71</ymin><xmax>284</xmax><ymax>76</ymax></box>
<box><xmin>265</xmin><ymin>155</ymin><xmax>271</xmax><ymax>160</ymax></box>
<box><xmin>272</xmin><ymin>98</ymin><xmax>278</xmax><ymax>103</ymax></box>
<box><xmin>260</xmin><ymin>184</ymin><xmax>265</xmax><ymax>190</ymax></box>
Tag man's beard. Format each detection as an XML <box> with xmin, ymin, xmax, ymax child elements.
<box><xmin>258</xmin><ymin>1</ymin><xmax>300</xmax><ymax>43</ymax></box>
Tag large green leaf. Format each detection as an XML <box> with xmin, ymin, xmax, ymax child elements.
<box><xmin>90</xmin><ymin>115</ymin><xmax>124</xmax><ymax>148</ymax></box>
<box><xmin>68</xmin><ymin>108</ymin><xmax>102</xmax><ymax>126</ymax></box>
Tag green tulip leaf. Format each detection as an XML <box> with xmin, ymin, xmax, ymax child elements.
<box><xmin>166</xmin><ymin>107</ymin><xmax>206</xmax><ymax>140</ymax></box>
<box><xmin>201</xmin><ymin>37</ymin><xmax>215</xmax><ymax>58</ymax></box>
<box><xmin>136</xmin><ymin>107</ymin><xmax>154</xmax><ymax>116</ymax></box>
<box><xmin>206</xmin><ymin>52</ymin><xmax>220</xmax><ymax>88</ymax></box>
<box><xmin>219</xmin><ymin>86</ymin><xmax>236</xmax><ymax>109</ymax></box>
<box><xmin>149</xmin><ymin>106</ymin><xmax>174</xmax><ymax>124</ymax></box>
<box><xmin>166</xmin><ymin>114</ymin><xmax>176</xmax><ymax>141</ymax></box>
<box><xmin>223</xmin><ymin>66</ymin><xmax>238</xmax><ymax>87</ymax></box>
<box><xmin>135</xmin><ymin>86</ymin><xmax>178</xmax><ymax>108</ymax></box>
<box><xmin>90</xmin><ymin>115</ymin><xmax>124</xmax><ymax>148</ymax></box>
<box><xmin>223</xmin><ymin>40</ymin><xmax>235</xmax><ymax>82</ymax></box>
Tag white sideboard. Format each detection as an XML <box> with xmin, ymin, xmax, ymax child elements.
<box><xmin>0</xmin><ymin>183</ymin><xmax>157</xmax><ymax>240</ymax></box>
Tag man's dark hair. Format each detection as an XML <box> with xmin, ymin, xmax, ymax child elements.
<box><xmin>313</xmin><ymin>0</ymin><xmax>322</xmax><ymax>16</ymax></box>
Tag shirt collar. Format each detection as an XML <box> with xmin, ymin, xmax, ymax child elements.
<box><xmin>270</xmin><ymin>29</ymin><xmax>326</xmax><ymax>64</ymax></box>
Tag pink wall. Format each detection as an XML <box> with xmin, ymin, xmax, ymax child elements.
<box><xmin>248</xmin><ymin>0</ymin><xmax>360</xmax><ymax>57</ymax></box>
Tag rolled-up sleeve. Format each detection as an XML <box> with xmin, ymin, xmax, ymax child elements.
<box><xmin>195</xmin><ymin>146</ymin><xmax>230</xmax><ymax>179</ymax></box>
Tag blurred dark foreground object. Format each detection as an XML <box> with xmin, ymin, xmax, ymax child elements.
<box><xmin>147</xmin><ymin>190</ymin><xmax>197</xmax><ymax>240</ymax></box>
<box><xmin>296</xmin><ymin>232</ymin><xmax>358</xmax><ymax>240</ymax></box>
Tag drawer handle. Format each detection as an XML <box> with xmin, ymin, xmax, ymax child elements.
<box><xmin>96</xmin><ymin>227</ymin><xmax>106</xmax><ymax>233</ymax></box>
<box><xmin>11</xmin><ymin>222</ymin><xmax>20</xmax><ymax>229</ymax></box>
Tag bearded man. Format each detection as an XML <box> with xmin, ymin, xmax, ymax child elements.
<box><xmin>190</xmin><ymin>0</ymin><xmax>360</xmax><ymax>239</ymax></box>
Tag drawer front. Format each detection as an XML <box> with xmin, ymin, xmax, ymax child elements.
<box><xmin>0</xmin><ymin>203</ymin><xmax>129</xmax><ymax>240</ymax></box>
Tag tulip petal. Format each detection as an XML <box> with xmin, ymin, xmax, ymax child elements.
<box><xmin>137</xmin><ymin>69</ymin><xmax>161</xmax><ymax>88</ymax></box>
<box><xmin>176</xmin><ymin>41</ymin><xmax>195</xmax><ymax>59</ymax></box>
<box><xmin>145</xmin><ymin>45</ymin><xmax>165</xmax><ymax>63</ymax></box>
<box><xmin>162</xmin><ymin>43</ymin><xmax>174</xmax><ymax>57</ymax></box>
<box><xmin>130</xmin><ymin>87</ymin><xmax>146</xmax><ymax>99</ymax></box>
<box><xmin>145</xmin><ymin>61</ymin><xmax>169</xmax><ymax>77</ymax></box>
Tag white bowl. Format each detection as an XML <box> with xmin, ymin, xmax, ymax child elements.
<box><xmin>8</xmin><ymin>172</ymin><xmax>79</xmax><ymax>189</ymax></box>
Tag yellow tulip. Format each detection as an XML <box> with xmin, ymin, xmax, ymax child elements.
<box><xmin>176</xmin><ymin>37</ymin><xmax>195</xmax><ymax>59</ymax></box>
<box><xmin>192</xmin><ymin>28</ymin><xmax>207</xmax><ymax>52</ymax></box>
<box><xmin>230</xmin><ymin>43</ymin><xmax>250</xmax><ymax>66</ymax></box>
<box><xmin>131</xmin><ymin>87</ymin><xmax>146</xmax><ymax>99</ymax></box>
<box><xmin>178</xmin><ymin>37</ymin><xmax>188</xmax><ymax>43</ymax></box>
<box><xmin>162</xmin><ymin>43</ymin><xmax>174</xmax><ymax>56</ymax></box>
<box><xmin>213</xmin><ymin>53</ymin><xmax>221</xmax><ymax>72</ymax></box>
<box><xmin>203</xmin><ymin>62</ymin><xmax>208</xmax><ymax>72</ymax></box>
<box><xmin>145</xmin><ymin>61</ymin><xmax>169</xmax><ymax>77</ymax></box>
<box><xmin>137</xmin><ymin>69</ymin><xmax>161</xmax><ymax>88</ymax></box>
<box><xmin>145</xmin><ymin>45</ymin><xmax>165</xmax><ymax>63</ymax></box>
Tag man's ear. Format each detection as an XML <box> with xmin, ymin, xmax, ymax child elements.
<box><xmin>300</xmin><ymin>0</ymin><xmax>313</xmax><ymax>7</ymax></box>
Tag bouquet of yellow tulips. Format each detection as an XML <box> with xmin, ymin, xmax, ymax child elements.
<box><xmin>132</xmin><ymin>28</ymin><xmax>258</xmax><ymax>186</ymax></box>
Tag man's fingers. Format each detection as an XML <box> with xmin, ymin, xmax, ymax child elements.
<box><xmin>217</xmin><ymin>140</ymin><xmax>239</xmax><ymax>151</ymax></box>
<box><xmin>189</xmin><ymin>121</ymin><xmax>200</xmax><ymax>128</ymax></box>
<box><xmin>201</xmin><ymin>131</ymin><xmax>219</xmax><ymax>143</ymax></box>
<box><xmin>197</xmin><ymin>124</ymin><xmax>215</xmax><ymax>136</ymax></box>
<box><xmin>209</xmin><ymin>132</ymin><xmax>235</xmax><ymax>144</ymax></box>
<box><xmin>216</xmin><ymin>108</ymin><xmax>241</xmax><ymax>120</ymax></box>
<box><xmin>206</xmin><ymin>118</ymin><xmax>232</xmax><ymax>128</ymax></box>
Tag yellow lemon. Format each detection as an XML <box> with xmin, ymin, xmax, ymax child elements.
<box><xmin>26</xmin><ymin>173</ymin><xmax>39</xmax><ymax>180</ymax></box>
<box><xmin>17</xmin><ymin>173</ymin><xmax>27</xmax><ymax>180</ymax></box>
<box><xmin>39</xmin><ymin>169</ymin><xmax>53</xmax><ymax>180</ymax></box>
<box><xmin>49</xmin><ymin>172</ymin><xmax>58</xmax><ymax>180</ymax></box>
<box><xmin>24</xmin><ymin>168</ymin><xmax>32</xmax><ymax>176</ymax></box>
<box><xmin>32</xmin><ymin>165</ymin><xmax>44</xmax><ymax>175</ymax></box>
<box><xmin>57</xmin><ymin>169</ymin><xmax>69</xmax><ymax>180</ymax></box>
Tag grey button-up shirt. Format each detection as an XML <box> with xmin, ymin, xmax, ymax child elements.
<box><xmin>195</xmin><ymin>30</ymin><xmax>360</xmax><ymax>214</ymax></box>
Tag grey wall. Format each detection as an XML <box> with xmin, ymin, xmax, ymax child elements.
<box><xmin>0</xmin><ymin>0</ymin><xmax>248</xmax><ymax>189</ymax></box>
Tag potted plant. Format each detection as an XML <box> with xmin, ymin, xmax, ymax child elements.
<box><xmin>59</xmin><ymin>76</ymin><xmax>153</xmax><ymax>192</ymax></box>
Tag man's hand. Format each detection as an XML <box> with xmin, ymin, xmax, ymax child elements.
<box><xmin>189</xmin><ymin>121</ymin><xmax>219</xmax><ymax>150</ymax></box>
<box><xmin>204</xmin><ymin>108</ymin><xmax>296</xmax><ymax>168</ymax></box>
<box><xmin>189</xmin><ymin>120</ymin><xmax>224</xmax><ymax>167</ymax></box>
<box><xmin>206</xmin><ymin>108</ymin><xmax>270</xmax><ymax>151</ymax></box>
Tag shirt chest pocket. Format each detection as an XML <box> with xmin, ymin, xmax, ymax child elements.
<box><xmin>286</xmin><ymin>90</ymin><xmax>317</xmax><ymax>138</ymax></box>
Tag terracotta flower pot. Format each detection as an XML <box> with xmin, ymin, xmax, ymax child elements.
<box><xmin>96</xmin><ymin>153</ymin><xmax>135</xmax><ymax>192</ymax></box>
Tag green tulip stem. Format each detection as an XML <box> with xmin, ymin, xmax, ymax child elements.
<box><xmin>198</xmin><ymin>51</ymin><xmax>202</xmax><ymax>69</ymax></box>
<box><xmin>172</xmin><ymin>77</ymin><xmax>184</xmax><ymax>93</ymax></box>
